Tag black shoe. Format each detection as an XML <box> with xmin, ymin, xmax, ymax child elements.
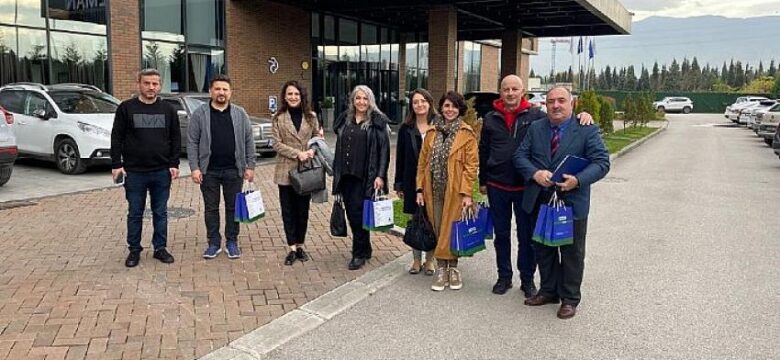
<box><xmin>295</xmin><ymin>247</ymin><xmax>309</xmax><ymax>262</ymax></box>
<box><xmin>284</xmin><ymin>251</ymin><xmax>296</xmax><ymax>266</ymax></box>
<box><xmin>125</xmin><ymin>251</ymin><xmax>140</xmax><ymax>268</ymax></box>
<box><xmin>348</xmin><ymin>257</ymin><xmax>366</xmax><ymax>270</ymax></box>
<box><xmin>492</xmin><ymin>278</ymin><xmax>513</xmax><ymax>295</ymax></box>
<box><xmin>520</xmin><ymin>281</ymin><xmax>538</xmax><ymax>299</ymax></box>
<box><xmin>153</xmin><ymin>248</ymin><xmax>174</xmax><ymax>264</ymax></box>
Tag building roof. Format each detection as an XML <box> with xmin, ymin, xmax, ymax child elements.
<box><xmin>280</xmin><ymin>0</ymin><xmax>631</xmax><ymax>39</ymax></box>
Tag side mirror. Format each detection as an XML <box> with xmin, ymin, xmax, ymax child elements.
<box><xmin>176</xmin><ymin>110</ymin><xmax>187</xmax><ymax>117</ymax></box>
<box><xmin>33</xmin><ymin>108</ymin><xmax>51</xmax><ymax>120</ymax></box>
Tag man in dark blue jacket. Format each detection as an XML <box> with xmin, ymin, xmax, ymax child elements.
<box><xmin>513</xmin><ymin>87</ymin><xmax>610</xmax><ymax>319</ymax></box>
<box><xmin>479</xmin><ymin>75</ymin><xmax>592</xmax><ymax>297</ymax></box>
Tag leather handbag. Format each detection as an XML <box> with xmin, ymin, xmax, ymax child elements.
<box><xmin>403</xmin><ymin>205</ymin><xmax>437</xmax><ymax>251</ymax></box>
<box><xmin>330</xmin><ymin>195</ymin><xmax>348</xmax><ymax>237</ymax></box>
<box><xmin>289</xmin><ymin>157</ymin><xmax>326</xmax><ymax>195</ymax></box>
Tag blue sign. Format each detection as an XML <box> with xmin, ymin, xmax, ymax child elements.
<box><xmin>269</xmin><ymin>96</ymin><xmax>278</xmax><ymax>114</ymax></box>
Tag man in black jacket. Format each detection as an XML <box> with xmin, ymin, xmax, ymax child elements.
<box><xmin>111</xmin><ymin>68</ymin><xmax>181</xmax><ymax>268</ymax></box>
<box><xmin>479</xmin><ymin>75</ymin><xmax>591</xmax><ymax>297</ymax></box>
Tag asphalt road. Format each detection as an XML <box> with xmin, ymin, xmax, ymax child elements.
<box><xmin>263</xmin><ymin>113</ymin><xmax>780</xmax><ymax>360</ymax></box>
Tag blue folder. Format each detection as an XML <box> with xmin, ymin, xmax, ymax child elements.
<box><xmin>551</xmin><ymin>155</ymin><xmax>590</xmax><ymax>183</ymax></box>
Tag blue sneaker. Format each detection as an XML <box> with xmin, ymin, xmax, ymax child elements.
<box><xmin>203</xmin><ymin>245</ymin><xmax>221</xmax><ymax>259</ymax></box>
<box><xmin>226</xmin><ymin>242</ymin><xmax>241</xmax><ymax>259</ymax></box>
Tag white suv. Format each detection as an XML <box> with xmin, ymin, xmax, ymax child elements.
<box><xmin>0</xmin><ymin>83</ymin><xmax>119</xmax><ymax>174</ymax></box>
<box><xmin>0</xmin><ymin>106</ymin><xmax>17</xmax><ymax>186</ymax></box>
<box><xmin>653</xmin><ymin>97</ymin><xmax>694</xmax><ymax>114</ymax></box>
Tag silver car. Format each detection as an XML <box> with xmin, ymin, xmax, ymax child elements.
<box><xmin>653</xmin><ymin>97</ymin><xmax>693</xmax><ymax>114</ymax></box>
<box><xmin>159</xmin><ymin>94</ymin><xmax>276</xmax><ymax>158</ymax></box>
<box><xmin>0</xmin><ymin>106</ymin><xmax>17</xmax><ymax>186</ymax></box>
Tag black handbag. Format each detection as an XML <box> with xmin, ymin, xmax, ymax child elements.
<box><xmin>403</xmin><ymin>205</ymin><xmax>437</xmax><ymax>251</ymax></box>
<box><xmin>330</xmin><ymin>195</ymin><xmax>348</xmax><ymax>237</ymax></box>
<box><xmin>289</xmin><ymin>157</ymin><xmax>326</xmax><ymax>195</ymax></box>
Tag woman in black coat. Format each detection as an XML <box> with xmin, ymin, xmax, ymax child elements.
<box><xmin>332</xmin><ymin>85</ymin><xmax>391</xmax><ymax>271</ymax></box>
<box><xmin>394</xmin><ymin>88</ymin><xmax>438</xmax><ymax>275</ymax></box>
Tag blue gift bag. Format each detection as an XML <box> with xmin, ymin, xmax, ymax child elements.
<box><xmin>450</xmin><ymin>209</ymin><xmax>486</xmax><ymax>257</ymax></box>
<box><xmin>234</xmin><ymin>192</ymin><xmax>247</xmax><ymax>222</ymax></box>
<box><xmin>532</xmin><ymin>204</ymin><xmax>551</xmax><ymax>245</ymax></box>
<box><xmin>477</xmin><ymin>204</ymin><xmax>493</xmax><ymax>240</ymax></box>
<box><xmin>362</xmin><ymin>199</ymin><xmax>372</xmax><ymax>230</ymax></box>
<box><xmin>548</xmin><ymin>205</ymin><xmax>574</xmax><ymax>246</ymax></box>
<box><xmin>361</xmin><ymin>191</ymin><xmax>394</xmax><ymax>232</ymax></box>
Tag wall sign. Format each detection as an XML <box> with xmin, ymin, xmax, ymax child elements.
<box><xmin>269</xmin><ymin>96</ymin><xmax>278</xmax><ymax>113</ymax></box>
<box><xmin>268</xmin><ymin>57</ymin><xmax>279</xmax><ymax>74</ymax></box>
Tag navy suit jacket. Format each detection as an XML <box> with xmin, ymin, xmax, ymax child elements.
<box><xmin>513</xmin><ymin>115</ymin><xmax>610</xmax><ymax>220</ymax></box>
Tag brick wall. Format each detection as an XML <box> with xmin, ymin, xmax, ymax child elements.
<box><xmin>110</xmin><ymin>0</ymin><xmax>141</xmax><ymax>101</ymax></box>
<box><xmin>480</xmin><ymin>44</ymin><xmax>499</xmax><ymax>92</ymax></box>
<box><xmin>226</xmin><ymin>0</ymin><xmax>312</xmax><ymax>117</ymax></box>
<box><xmin>427</xmin><ymin>6</ymin><xmax>457</xmax><ymax>101</ymax></box>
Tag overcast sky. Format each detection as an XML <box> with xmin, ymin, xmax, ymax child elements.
<box><xmin>623</xmin><ymin>0</ymin><xmax>780</xmax><ymax>20</ymax></box>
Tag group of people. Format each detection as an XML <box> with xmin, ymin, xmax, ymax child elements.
<box><xmin>110</xmin><ymin>68</ymin><xmax>609</xmax><ymax>320</ymax></box>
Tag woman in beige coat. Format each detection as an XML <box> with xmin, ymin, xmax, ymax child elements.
<box><xmin>416</xmin><ymin>91</ymin><xmax>478</xmax><ymax>291</ymax></box>
<box><xmin>271</xmin><ymin>80</ymin><xmax>320</xmax><ymax>266</ymax></box>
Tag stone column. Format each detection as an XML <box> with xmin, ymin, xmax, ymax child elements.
<box><xmin>427</xmin><ymin>6</ymin><xmax>457</xmax><ymax>100</ymax></box>
<box><xmin>109</xmin><ymin>0</ymin><xmax>141</xmax><ymax>100</ymax></box>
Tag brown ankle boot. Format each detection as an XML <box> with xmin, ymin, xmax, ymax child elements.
<box><xmin>431</xmin><ymin>259</ymin><xmax>449</xmax><ymax>291</ymax></box>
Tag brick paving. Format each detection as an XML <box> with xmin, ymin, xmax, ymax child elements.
<box><xmin>0</xmin><ymin>162</ymin><xmax>407</xmax><ymax>359</ymax></box>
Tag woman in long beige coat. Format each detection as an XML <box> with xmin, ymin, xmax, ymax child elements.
<box><xmin>416</xmin><ymin>91</ymin><xmax>478</xmax><ymax>291</ymax></box>
<box><xmin>271</xmin><ymin>80</ymin><xmax>320</xmax><ymax>266</ymax></box>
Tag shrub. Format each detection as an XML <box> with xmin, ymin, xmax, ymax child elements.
<box><xmin>597</xmin><ymin>96</ymin><xmax>615</xmax><ymax>134</ymax></box>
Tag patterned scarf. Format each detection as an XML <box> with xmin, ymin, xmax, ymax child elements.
<box><xmin>430</xmin><ymin>117</ymin><xmax>462</xmax><ymax>196</ymax></box>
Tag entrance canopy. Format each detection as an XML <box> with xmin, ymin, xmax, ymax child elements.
<box><xmin>280</xmin><ymin>0</ymin><xmax>631</xmax><ymax>39</ymax></box>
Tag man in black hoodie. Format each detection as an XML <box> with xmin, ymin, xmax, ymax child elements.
<box><xmin>111</xmin><ymin>69</ymin><xmax>181</xmax><ymax>268</ymax></box>
<box><xmin>479</xmin><ymin>75</ymin><xmax>591</xmax><ymax>297</ymax></box>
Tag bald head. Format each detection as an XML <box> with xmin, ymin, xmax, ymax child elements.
<box><xmin>499</xmin><ymin>75</ymin><xmax>525</xmax><ymax>111</ymax></box>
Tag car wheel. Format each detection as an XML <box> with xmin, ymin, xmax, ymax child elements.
<box><xmin>0</xmin><ymin>165</ymin><xmax>12</xmax><ymax>186</ymax></box>
<box><xmin>682</xmin><ymin>106</ymin><xmax>691</xmax><ymax>114</ymax></box>
<box><xmin>657</xmin><ymin>106</ymin><xmax>665</xmax><ymax>113</ymax></box>
<box><xmin>55</xmin><ymin>138</ymin><xmax>88</xmax><ymax>175</ymax></box>
<box><xmin>764</xmin><ymin>138</ymin><xmax>773</xmax><ymax>146</ymax></box>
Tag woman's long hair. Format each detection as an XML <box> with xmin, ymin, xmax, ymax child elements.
<box><xmin>403</xmin><ymin>88</ymin><xmax>437</xmax><ymax>125</ymax></box>
<box><xmin>347</xmin><ymin>85</ymin><xmax>384</xmax><ymax>129</ymax></box>
<box><xmin>278</xmin><ymin>80</ymin><xmax>315</xmax><ymax>125</ymax></box>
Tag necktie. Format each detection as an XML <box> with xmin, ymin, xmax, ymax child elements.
<box><xmin>551</xmin><ymin>126</ymin><xmax>560</xmax><ymax>155</ymax></box>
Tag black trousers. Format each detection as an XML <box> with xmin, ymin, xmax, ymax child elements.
<box><xmin>532</xmin><ymin>211</ymin><xmax>588</xmax><ymax>306</ymax></box>
<box><xmin>200</xmin><ymin>168</ymin><xmax>243</xmax><ymax>247</ymax></box>
<box><xmin>278</xmin><ymin>185</ymin><xmax>311</xmax><ymax>246</ymax></box>
<box><xmin>340</xmin><ymin>175</ymin><xmax>371</xmax><ymax>259</ymax></box>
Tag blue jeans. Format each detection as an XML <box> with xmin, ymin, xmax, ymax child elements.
<box><xmin>124</xmin><ymin>169</ymin><xmax>172</xmax><ymax>253</ymax></box>
<box><xmin>487</xmin><ymin>186</ymin><xmax>536</xmax><ymax>282</ymax></box>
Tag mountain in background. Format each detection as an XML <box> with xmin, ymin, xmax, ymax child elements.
<box><xmin>530</xmin><ymin>15</ymin><xmax>780</xmax><ymax>76</ymax></box>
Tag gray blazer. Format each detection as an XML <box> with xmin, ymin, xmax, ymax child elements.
<box><xmin>187</xmin><ymin>103</ymin><xmax>256</xmax><ymax>175</ymax></box>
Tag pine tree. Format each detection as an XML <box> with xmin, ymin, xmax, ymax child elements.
<box><xmin>530</xmin><ymin>69</ymin><xmax>536</xmax><ymax>78</ymax></box>
<box><xmin>625</xmin><ymin>65</ymin><xmax>637</xmax><ymax>90</ymax></box>
<box><xmin>721</xmin><ymin>62</ymin><xmax>728</xmax><ymax>83</ymax></box>
<box><xmin>758</xmin><ymin>61</ymin><xmax>764</xmax><ymax>77</ymax></box>
<box><xmin>735</xmin><ymin>61</ymin><xmax>746</xmax><ymax>88</ymax></box>
<box><xmin>650</xmin><ymin>62</ymin><xmax>660</xmax><ymax>91</ymax></box>
<box><xmin>690</xmin><ymin>57</ymin><xmax>701</xmax><ymax>91</ymax></box>
<box><xmin>728</xmin><ymin>59</ymin><xmax>736</xmax><ymax>87</ymax></box>
<box><xmin>637</xmin><ymin>66</ymin><xmax>651</xmax><ymax>91</ymax></box>
<box><xmin>769</xmin><ymin>60</ymin><xmax>777</xmax><ymax>77</ymax></box>
<box><xmin>666</xmin><ymin>59</ymin><xmax>681</xmax><ymax>90</ymax></box>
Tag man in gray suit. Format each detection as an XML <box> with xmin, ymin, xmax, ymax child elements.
<box><xmin>188</xmin><ymin>74</ymin><xmax>255</xmax><ymax>259</ymax></box>
<box><xmin>513</xmin><ymin>87</ymin><xmax>610</xmax><ymax>319</ymax></box>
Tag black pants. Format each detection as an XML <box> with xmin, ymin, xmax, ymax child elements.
<box><xmin>340</xmin><ymin>175</ymin><xmax>371</xmax><ymax>259</ymax></box>
<box><xmin>278</xmin><ymin>185</ymin><xmax>311</xmax><ymax>246</ymax></box>
<box><xmin>200</xmin><ymin>168</ymin><xmax>243</xmax><ymax>247</ymax></box>
<box><xmin>532</xmin><ymin>209</ymin><xmax>588</xmax><ymax>306</ymax></box>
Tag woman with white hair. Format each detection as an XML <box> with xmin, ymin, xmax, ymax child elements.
<box><xmin>332</xmin><ymin>85</ymin><xmax>391</xmax><ymax>270</ymax></box>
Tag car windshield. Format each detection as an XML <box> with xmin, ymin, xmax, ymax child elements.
<box><xmin>49</xmin><ymin>91</ymin><xmax>119</xmax><ymax>114</ymax></box>
<box><xmin>184</xmin><ymin>96</ymin><xmax>210</xmax><ymax>111</ymax></box>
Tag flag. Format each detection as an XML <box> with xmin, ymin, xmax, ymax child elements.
<box><xmin>569</xmin><ymin>37</ymin><xmax>574</xmax><ymax>54</ymax></box>
<box><xmin>577</xmin><ymin>36</ymin><xmax>583</xmax><ymax>54</ymax></box>
<box><xmin>588</xmin><ymin>39</ymin><xmax>594</xmax><ymax>59</ymax></box>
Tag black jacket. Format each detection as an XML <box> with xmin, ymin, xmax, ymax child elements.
<box><xmin>393</xmin><ymin>122</ymin><xmax>424</xmax><ymax>214</ymax></box>
<box><xmin>332</xmin><ymin>110</ymin><xmax>391</xmax><ymax>198</ymax></box>
<box><xmin>478</xmin><ymin>107</ymin><xmax>546</xmax><ymax>188</ymax></box>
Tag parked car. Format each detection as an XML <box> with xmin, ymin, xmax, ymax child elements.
<box><xmin>653</xmin><ymin>97</ymin><xmax>693</xmax><ymax>113</ymax></box>
<box><xmin>725</xmin><ymin>96</ymin><xmax>768</xmax><ymax>121</ymax></box>
<box><xmin>747</xmin><ymin>100</ymin><xmax>777</xmax><ymax>131</ymax></box>
<box><xmin>773</xmin><ymin>126</ymin><xmax>780</xmax><ymax>158</ymax></box>
<box><xmin>527</xmin><ymin>92</ymin><xmax>547</xmax><ymax>111</ymax></box>
<box><xmin>756</xmin><ymin>102</ymin><xmax>780</xmax><ymax>146</ymax></box>
<box><xmin>159</xmin><ymin>93</ymin><xmax>276</xmax><ymax>157</ymax></box>
<box><xmin>464</xmin><ymin>91</ymin><xmax>499</xmax><ymax>119</ymax></box>
<box><xmin>737</xmin><ymin>102</ymin><xmax>763</xmax><ymax>126</ymax></box>
<box><xmin>0</xmin><ymin>106</ymin><xmax>17</xmax><ymax>186</ymax></box>
<box><xmin>0</xmin><ymin>83</ymin><xmax>118</xmax><ymax>174</ymax></box>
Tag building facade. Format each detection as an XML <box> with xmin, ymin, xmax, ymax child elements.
<box><xmin>0</xmin><ymin>0</ymin><xmax>629</xmax><ymax>122</ymax></box>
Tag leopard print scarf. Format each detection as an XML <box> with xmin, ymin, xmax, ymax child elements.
<box><xmin>430</xmin><ymin>117</ymin><xmax>462</xmax><ymax>196</ymax></box>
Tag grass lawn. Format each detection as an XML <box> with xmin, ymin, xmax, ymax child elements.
<box><xmin>603</xmin><ymin>126</ymin><xmax>658</xmax><ymax>154</ymax></box>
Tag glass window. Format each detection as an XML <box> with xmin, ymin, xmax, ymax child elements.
<box><xmin>142</xmin><ymin>41</ymin><xmax>185</xmax><ymax>93</ymax></box>
<box><xmin>0</xmin><ymin>26</ymin><xmax>18</xmax><ymax>85</ymax></box>
<box><xmin>16</xmin><ymin>28</ymin><xmax>49</xmax><ymax>85</ymax></box>
<box><xmin>418</xmin><ymin>43</ymin><xmax>428</xmax><ymax>68</ymax></box>
<box><xmin>0</xmin><ymin>0</ymin><xmax>46</xmax><ymax>27</ymax></box>
<box><xmin>47</xmin><ymin>0</ymin><xmax>107</xmax><ymax>34</ymax></box>
<box><xmin>49</xmin><ymin>32</ymin><xmax>109</xmax><ymax>90</ymax></box>
<box><xmin>188</xmin><ymin>48</ymin><xmax>224</xmax><ymax>92</ymax></box>
<box><xmin>339</xmin><ymin>46</ymin><xmax>358</xmax><ymax>62</ymax></box>
<box><xmin>186</xmin><ymin>0</ymin><xmax>224</xmax><ymax>46</ymax></box>
<box><xmin>362</xmin><ymin>24</ymin><xmax>377</xmax><ymax>45</ymax></box>
<box><xmin>324</xmin><ymin>46</ymin><xmax>338</xmax><ymax>61</ymax></box>
<box><xmin>323</xmin><ymin>15</ymin><xmax>335</xmax><ymax>45</ymax></box>
<box><xmin>339</xmin><ymin>19</ymin><xmax>357</xmax><ymax>45</ymax></box>
<box><xmin>362</xmin><ymin>45</ymin><xmax>380</xmax><ymax>63</ymax></box>
<box><xmin>143</xmin><ymin>0</ymin><xmax>182</xmax><ymax>38</ymax></box>
<box><xmin>49</xmin><ymin>90</ymin><xmax>118</xmax><ymax>114</ymax></box>
<box><xmin>0</xmin><ymin>89</ymin><xmax>25</xmax><ymax>113</ymax></box>
<box><xmin>311</xmin><ymin>13</ymin><xmax>320</xmax><ymax>38</ymax></box>
<box><xmin>406</xmin><ymin>43</ymin><xmax>418</xmax><ymax>69</ymax></box>
<box><xmin>24</xmin><ymin>91</ymin><xmax>49</xmax><ymax>115</ymax></box>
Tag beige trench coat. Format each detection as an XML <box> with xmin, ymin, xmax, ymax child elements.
<box><xmin>271</xmin><ymin>111</ymin><xmax>320</xmax><ymax>185</ymax></box>
<box><xmin>416</xmin><ymin>123</ymin><xmax>479</xmax><ymax>260</ymax></box>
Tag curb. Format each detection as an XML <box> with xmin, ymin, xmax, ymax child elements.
<box><xmin>199</xmin><ymin>250</ymin><xmax>412</xmax><ymax>360</ymax></box>
<box><xmin>609</xmin><ymin>121</ymin><xmax>668</xmax><ymax>163</ymax></box>
<box><xmin>198</xmin><ymin>122</ymin><xmax>667</xmax><ymax>359</ymax></box>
